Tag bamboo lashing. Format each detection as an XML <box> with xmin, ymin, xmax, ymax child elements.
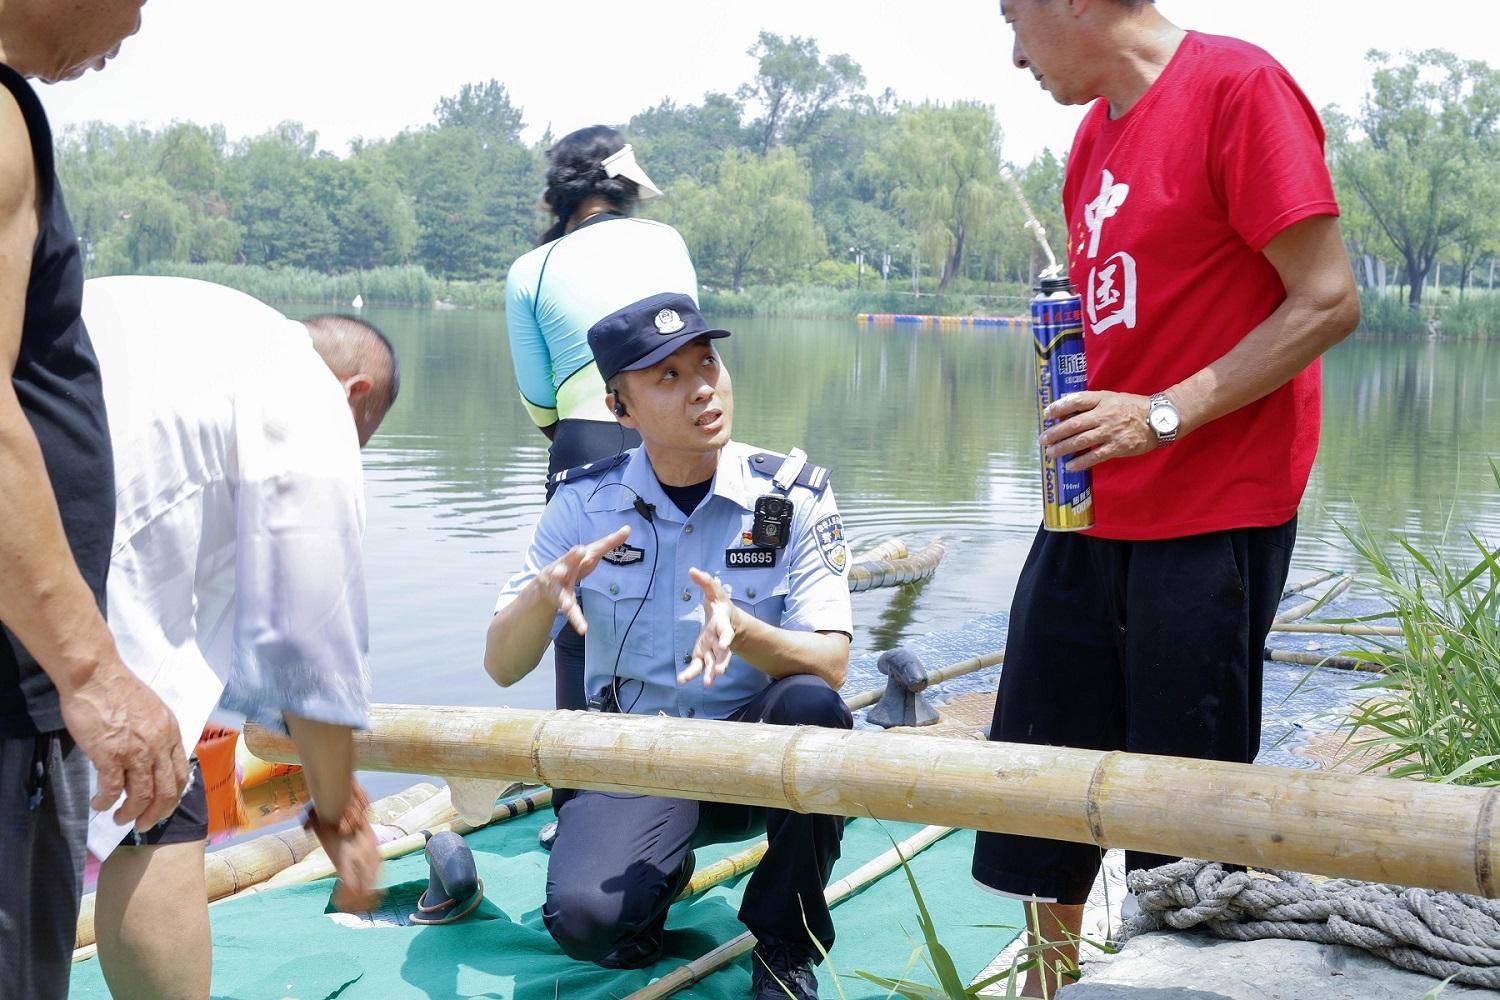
<box><xmin>246</xmin><ymin>705</ymin><xmax>1500</xmax><ymax>896</ymax></box>
<box><xmin>1276</xmin><ymin>575</ymin><xmax>1353</xmax><ymax>624</ymax></box>
<box><xmin>848</xmin><ymin>540</ymin><xmax>947</xmax><ymax>593</ymax></box>
<box><xmin>627</xmin><ymin>825</ymin><xmax>954</xmax><ymax>1000</ymax></box>
<box><xmin>73</xmin><ymin>781</ymin><xmax>442</xmax><ymax>955</ymax></box>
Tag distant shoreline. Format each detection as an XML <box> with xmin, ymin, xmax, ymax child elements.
<box><xmin>108</xmin><ymin>262</ymin><xmax>1498</xmax><ymax>335</ymax></box>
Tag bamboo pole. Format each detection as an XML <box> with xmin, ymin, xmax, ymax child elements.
<box><xmin>246</xmin><ymin>705</ymin><xmax>1500</xmax><ymax>896</ymax></box>
<box><xmin>1265</xmin><ymin>648</ymin><xmax>1379</xmax><ymax>672</ymax></box>
<box><xmin>1276</xmin><ymin>575</ymin><xmax>1353</xmax><ymax>624</ymax></box>
<box><xmin>73</xmin><ymin>781</ymin><xmax>441</xmax><ymax>953</ymax></box>
<box><xmin>1271</xmin><ymin>622</ymin><xmax>1402</xmax><ymax>638</ymax></box>
<box><xmin>1282</xmin><ymin>569</ymin><xmax>1342</xmax><ymax>599</ymax></box>
<box><xmin>677</xmin><ymin>841</ymin><xmax>769</xmax><ymax>901</ymax></box>
<box><xmin>628</xmin><ymin>826</ymin><xmax>953</xmax><ymax>1000</ymax></box>
<box><xmin>848</xmin><ymin>540</ymin><xmax>948</xmax><ymax>593</ymax></box>
<box><xmin>845</xmin><ymin>648</ymin><xmax>1005</xmax><ymax>712</ymax></box>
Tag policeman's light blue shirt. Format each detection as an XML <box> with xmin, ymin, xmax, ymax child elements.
<box><xmin>495</xmin><ymin>441</ymin><xmax>853</xmax><ymax>720</ymax></box>
<box><xmin>505</xmin><ymin>217</ymin><xmax>698</xmax><ymax>429</ymax></box>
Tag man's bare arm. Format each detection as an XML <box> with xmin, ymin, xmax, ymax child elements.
<box><xmin>1041</xmin><ymin>215</ymin><xmax>1360</xmax><ymax>468</ymax></box>
<box><xmin>1167</xmin><ymin>215</ymin><xmax>1360</xmax><ymax>436</ymax></box>
<box><xmin>0</xmin><ymin>91</ymin><xmax>184</xmax><ymax>828</ymax></box>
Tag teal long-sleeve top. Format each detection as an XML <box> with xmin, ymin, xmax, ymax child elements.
<box><xmin>505</xmin><ymin>215</ymin><xmax>698</xmax><ymax>429</ymax></box>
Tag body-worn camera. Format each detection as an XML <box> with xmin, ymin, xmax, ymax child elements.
<box><xmin>752</xmin><ymin>495</ymin><xmax>795</xmax><ymax>549</ymax></box>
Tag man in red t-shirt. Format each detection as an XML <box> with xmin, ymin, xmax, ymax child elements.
<box><xmin>974</xmin><ymin>2</ymin><xmax>1360</xmax><ymax>993</ymax></box>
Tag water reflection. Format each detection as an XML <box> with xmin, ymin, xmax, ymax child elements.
<box><xmin>297</xmin><ymin>307</ymin><xmax>1500</xmax><ymax>720</ymax></box>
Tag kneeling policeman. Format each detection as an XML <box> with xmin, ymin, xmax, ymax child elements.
<box><xmin>484</xmin><ymin>292</ymin><xmax>853</xmax><ymax>1000</ymax></box>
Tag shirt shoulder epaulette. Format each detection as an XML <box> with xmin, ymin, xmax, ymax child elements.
<box><xmin>548</xmin><ymin>453</ymin><xmax>629</xmax><ymax>491</ymax></box>
<box><xmin>746</xmin><ymin>451</ymin><xmax>832</xmax><ymax>495</ymax></box>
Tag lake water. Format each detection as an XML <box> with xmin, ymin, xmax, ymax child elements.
<box><xmin>315</xmin><ymin>309</ymin><xmax>1500</xmax><ymax>729</ymax></box>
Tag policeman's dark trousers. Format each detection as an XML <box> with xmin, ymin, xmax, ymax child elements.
<box><xmin>544</xmin><ymin>674</ymin><xmax>853</xmax><ymax>968</ymax></box>
<box><xmin>972</xmin><ymin>518</ymin><xmax>1296</xmax><ymax>906</ymax></box>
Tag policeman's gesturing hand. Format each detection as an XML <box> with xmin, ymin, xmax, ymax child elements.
<box><xmin>533</xmin><ymin>526</ymin><xmax>631</xmax><ymax>635</ymax></box>
<box><xmin>1041</xmin><ymin>390</ymin><xmax>1155</xmax><ymax>472</ymax></box>
<box><xmin>679</xmin><ymin>567</ymin><xmax>735</xmax><ymax>687</ymax></box>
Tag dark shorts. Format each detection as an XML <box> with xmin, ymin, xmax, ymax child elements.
<box><xmin>119</xmin><ymin>757</ymin><xmax>209</xmax><ymax>849</ymax></box>
<box><xmin>0</xmin><ymin>731</ymin><xmax>89</xmax><ymax>1000</ymax></box>
<box><xmin>971</xmin><ymin>517</ymin><xmax>1296</xmax><ymax>905</ymax></box>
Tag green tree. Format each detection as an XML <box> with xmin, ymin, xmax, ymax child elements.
<box><xmin>627</xmin><ymin>93</ymin><xmax>749</xmax><ymax>187</ymax></box>
<box><xmin>434</xmin><ymin>79</ymin><xmax>525</xmax><ymax>146</ymax></box>
<box><xmin>738</xmin><ymin>32</ymin><xmax>866</xmax><ymax>154</ymax></box>
<box><xmin>1449</xmin><ymin>161</ymin><xmax>1500</xmax><ymax>299</ymax></box>
<box><xmin>314</xmin><ymin>158</ymin><xmax>418</xmax><ymax>270</ymax></box>
<box><xmin>658</xmin><ymin>147</ymin><xmax>822</xmax><ymax>292</ymax></box>
<box><xmin>1330</xmin><ymin>50</ymin><xmax>1500</xmax><ymax>309</ymax></box>
<box><xmin>869</xmin><ymin>102</ymin><xmax>1004</xmax><ymax>293</ymax></box>
<box><xmin>92</xmin><ymin>177</ymin><xmax>192</xmax><ymax>272</ymax></box>
<box><xmin>223</xmin><ymin>122</ymin><xmax>339</xmax><ymax>269</ymax></box>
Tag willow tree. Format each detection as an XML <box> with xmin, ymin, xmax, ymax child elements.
<box><xmin>869</xmin><ymin>102</ymin><xmax>1004</xmax><ymax>293</ymax></box>
<box><xmin>657</xmin><ymin>147</ymin><xmax>822</xmax><ymax>293</ymax></box>
<box><xmin>1331</xmin><ymin>49</ymin><xmax>1500</xmax><ymax>309</ymax></box>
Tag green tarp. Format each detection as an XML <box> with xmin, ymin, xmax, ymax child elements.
<box><xmin>71</xmin><ymin>807</ymin><xmax>1023</xmax><ymax>999</ymax></box>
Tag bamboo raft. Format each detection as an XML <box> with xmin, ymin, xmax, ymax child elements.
<box><xmin>72</xmin><ymin>565</ymin><xmax>1460</xmax><ymax>1000</ymax></box>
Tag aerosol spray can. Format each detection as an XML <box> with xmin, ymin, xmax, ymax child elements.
<box><xmin>1031</xmin><ymin>275</ymin><xmax>1094</xmax><ymax>531</ymax></box>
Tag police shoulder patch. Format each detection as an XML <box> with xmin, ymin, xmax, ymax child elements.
<box><xmin>813</xmin><ymin>514</ymin><xmax>848</xmax><ymax>575</ymax></box>
<box><xmin>747</xmin><ymin>452</ymin><xmax>831</xmax><ymax>495</ymax></box>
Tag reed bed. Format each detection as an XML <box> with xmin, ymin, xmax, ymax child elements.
<box><xmin>1339</xmin><ymin>462</ymin><xmax>1500</xmax><ymax>785</ymax></box>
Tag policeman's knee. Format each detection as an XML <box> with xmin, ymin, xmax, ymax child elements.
<box><xmin>766</xmin><ymin>675</ymin><xmax>852</xmax><ymax>729</ymax></box>
<box><xmin>544</xmin><ymin>886</ymin><xmax>621</xmax><ymax>963</ymax></box>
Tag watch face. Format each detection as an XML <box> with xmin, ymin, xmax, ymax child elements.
<box><xmin>1150</xmin><ymin>406</ymin><xmax>1179</xmax><ymax>434</ymax></box>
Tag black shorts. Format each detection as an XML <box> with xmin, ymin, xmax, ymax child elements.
<box><xmin>971</xmin><ymin>517</ymin><xmax>1296</xmax><ymax>905</ymax></box>
<box><xmin>119</xmin><ymin>756</ymin><xmax>209</xmax><ymax>849</ymax></box>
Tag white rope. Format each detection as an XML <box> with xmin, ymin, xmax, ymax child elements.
<box><xmin>1123</xmin><ymin>860</ymin><xmax>1500</xmax><ymax>988</ymax></box>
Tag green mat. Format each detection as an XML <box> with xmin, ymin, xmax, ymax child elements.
<box><xmin>71</xmin><ymin>806</ymin><xmax>1022</xmax><ymax>999</ymax></box>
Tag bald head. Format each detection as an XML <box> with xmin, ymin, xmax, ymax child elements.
<box><xmin>303</xmin><ymin>314</ymin><xmax>400</xmax><ymax>447</ymax></box>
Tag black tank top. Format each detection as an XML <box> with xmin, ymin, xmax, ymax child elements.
<box><xmin>0</xmin><ymin>64</ymin><xmax>116</xmax><ymax>736</ymax></box>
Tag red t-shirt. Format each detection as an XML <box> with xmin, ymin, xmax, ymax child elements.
<box><xmin>1062</xmin><ymin>32</ymin><xmax>1339</xmax><ymax>540</ymax></box>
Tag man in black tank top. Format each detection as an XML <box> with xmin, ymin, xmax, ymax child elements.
<box><xmin>0</xmin><ymin>7</ymin><xmax>187</xmax><ymax>997</ymax></box>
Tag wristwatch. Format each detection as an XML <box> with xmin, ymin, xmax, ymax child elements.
<box><xmin>1147</xmin><ymin>393</ymin><xmax>1181</xmax><ymax>444</ymax></box>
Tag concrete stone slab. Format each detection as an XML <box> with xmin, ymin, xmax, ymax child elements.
<box><xmin>1056</xmin><ymin>932</ymin><xmax>1499</xmax><ymax>999</ymax></box>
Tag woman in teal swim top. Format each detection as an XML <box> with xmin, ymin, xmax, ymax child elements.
<box><xmin>506</xmin><ymin>125</ymin><xmax>698</xmax><ymax>712</ymax></box>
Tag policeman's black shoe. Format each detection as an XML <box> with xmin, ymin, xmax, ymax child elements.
<box><xmin>750</xmin><ymin>940</ymin><xmax>819</xmax><ymax>1000</ymax></box>
<box><xmin>538</xmin><ymin>820</ymin><xmax>558</xmax><ymax>852</ymax></box>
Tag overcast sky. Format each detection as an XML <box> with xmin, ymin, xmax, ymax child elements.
<box><xmin>37</xmin><ymin>1</ymin><xmax>1500</xmax><ymax>164</ymax></box>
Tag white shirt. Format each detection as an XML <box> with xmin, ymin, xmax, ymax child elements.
<box><xmin>82</xmin><ymin>276</ymin><xmax>370</xmax><ymax>857</ymax></box>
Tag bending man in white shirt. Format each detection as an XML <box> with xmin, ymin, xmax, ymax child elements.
<box><xmin>81</xmin><ymin>276</ymin><xmax>398</xmax><ymax>1000</ymax></box>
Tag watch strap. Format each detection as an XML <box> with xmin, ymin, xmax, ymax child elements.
<box><xmin>1148</xmin><ymin>393</ymin><xmax>1179</xmax><ymax>444</ymax></box>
